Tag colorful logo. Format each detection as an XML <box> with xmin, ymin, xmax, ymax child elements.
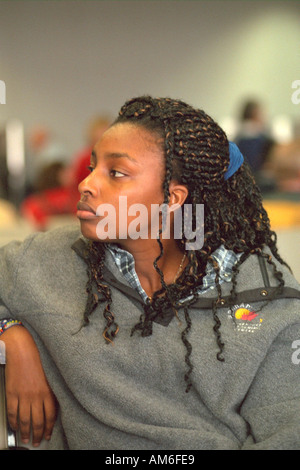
<box><xmin>228</xmin><ymin>303</ymin><xmax>262</xmax><ymax>332</ymax></box>
<box><xmin>234</xmin><ymin>307</ymin><xmax>258</xmax><ymax>322</ymax></box>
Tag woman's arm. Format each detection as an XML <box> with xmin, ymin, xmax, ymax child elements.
<box><xmin>1</xmin><ymin>325</ymin><xmax>57</xmax><ymax>447</ymax></box>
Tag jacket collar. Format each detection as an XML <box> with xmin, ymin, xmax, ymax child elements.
<box><xmin>71</xmin><ymin>237</ymin><xmax>300</xmax><ymax>313</ymax></box>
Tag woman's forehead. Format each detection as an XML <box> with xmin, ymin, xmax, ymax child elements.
<box><xmin>94</xmin><ymin>122</ymin><xmax>164</xmax><ymax>162</ymax></box>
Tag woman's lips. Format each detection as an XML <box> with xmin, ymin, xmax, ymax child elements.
<box><xmin>76</xmin><ymin>201</ymin><xmax>97</xmax><ymax>220</ymax></box>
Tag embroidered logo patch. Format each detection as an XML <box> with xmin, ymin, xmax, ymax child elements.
<box><xmin>228</xmin><ymin>303</ymin><xmax>263</xmax><ymax>332</ymax></box>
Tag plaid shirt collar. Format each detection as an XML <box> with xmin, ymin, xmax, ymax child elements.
<box><xmin>106</xmin><ymin>244</ymin><xmax>240</xmax><ymax>304</ymax></box>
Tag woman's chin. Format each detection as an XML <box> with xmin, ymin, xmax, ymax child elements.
<box><xmin>79</xmin><ymin>220</ymin><xmax>99</xmax><ymax>241</ymax></box>
<box><xmin>79</xmin><ymin>222</ymin><xmax>116</xmax><ymax>244</ymax></box>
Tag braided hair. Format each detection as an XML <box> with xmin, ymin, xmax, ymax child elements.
<box><xmin>81</xmin><ymin>96</ymin><xmax>287</xmax><ymax>392</ymax></box>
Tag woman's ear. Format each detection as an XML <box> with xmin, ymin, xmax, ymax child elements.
<box><xmin>168</xmin><ymin>181</ymin><xmax>188</xmax><ymax>208</ymax></box>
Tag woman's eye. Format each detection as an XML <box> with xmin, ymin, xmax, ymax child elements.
<box><xmin>110</xmin><ymin>170</ymin><xmax>126</xmax><ymax>178</ymax></box>
<box><xmin>87</xmin><ymin>165</ymin><xmax>95</xmax><ymax>173</ymax></box>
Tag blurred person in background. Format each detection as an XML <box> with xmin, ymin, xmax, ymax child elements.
<box><xmin>235</xmin><ymin>100</ymin><xmax>277</xmax><ymax>194</ymax></box>
<box><xmin>63</xmin><ymin>115</ymin><xmax>112</xmax><ymax>191</ymax></box>
<box><xmin>267</xmin><ymin>119</ymin><xmax>300</xmax><ymax>195</ymax></box>
<box><xmin>21</xmin><ymin>116</ymin><xmax>111</xmax><ymax>230</ymax></box>
<box><xmin>25</xmin><ymin>126</ymin><xmax>68</xmax><ymax>194</ymax></box>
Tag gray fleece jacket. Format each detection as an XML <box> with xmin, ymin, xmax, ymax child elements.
<box><xmin>0</xmin><ymin>225</ymin><xmax>300</xmax><ymax>450</ymax></box>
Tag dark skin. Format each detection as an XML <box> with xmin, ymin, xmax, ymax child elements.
<box><xmin>77</xmin><ymin>123</ymin><xmax>189</xmax><ymax>297</ymax></box>
<box><xmin>1</xmin><ymin>326</ymin><xmax>57</xmax><ymax>446</ymax></box>
<box><xmin>1</xmin><ymin>122</ymin><xmax>189</xmax><ymax>445</ymax></box>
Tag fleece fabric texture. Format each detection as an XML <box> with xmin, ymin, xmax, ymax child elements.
<box><xmin>0</xmin><ymin>225</ymin><xmax>299</xmax><ymax>450</ymax></box>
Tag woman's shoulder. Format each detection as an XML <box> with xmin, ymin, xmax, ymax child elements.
<box><xmin>241</xmin><ymin>247</ymin><xmax>300</xmax><ymax>292</ymax></box>
<box><xmin>1</xmin><ymin>224</ymin><xmax>82</xmax><ymax>261</ymax></box>
<box><xmin>33</xmin><ymin>224</ymin><xmax>82</xmax><ymax>245</ymax></box>
<box><xmin>28</xmin><ymin>224</ymin><xmax>84</xmax><ymax>259</ymax></box>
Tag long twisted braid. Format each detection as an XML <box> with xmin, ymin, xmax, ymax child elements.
<box><xmin>81</xmin><ymin>96</ymin><xmax>287</xmax><ymax>391</ymax></box>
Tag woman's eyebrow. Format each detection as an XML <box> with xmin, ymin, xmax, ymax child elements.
<box><xmin>91</xmin><ymin>149</ymin><xmax>139</xmax><ymax>165</ymax></box>
<box><xmin>104</xmin><ymin>152</ymin><xmax>139</xmax><ymax>164</ymax></box>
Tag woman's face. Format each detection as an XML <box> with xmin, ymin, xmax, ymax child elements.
<box><xmin>77</xmin><ymin>122</ymin><xmax>167</xmax><ymax>243</ymax></box>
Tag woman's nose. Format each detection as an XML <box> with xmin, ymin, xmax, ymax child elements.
<box><xmin>78</xmin><ymin>172</ymin><xmax>98</xmax><ymax>197</ymax></box>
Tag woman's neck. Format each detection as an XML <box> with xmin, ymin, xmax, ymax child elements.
<box><xmin>117</xmin><ymin>238</ymin><xmax>187</xmax><ymax>299</ymax></box>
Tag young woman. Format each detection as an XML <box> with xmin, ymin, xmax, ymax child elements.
<box><xmin>0</xmin><ymin>96</ymin><xmax>299</xmax><ymax>450</ymax></box>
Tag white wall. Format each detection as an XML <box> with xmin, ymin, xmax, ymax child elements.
<box><xmin>1</xmin><ymin>0</ymin><xmax>300</xmax><ymax>156</ymax></box>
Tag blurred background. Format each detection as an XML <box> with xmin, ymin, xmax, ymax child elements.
<box><xmin>0</xmin><ymin>0</ymin><xmax>299</xmax><ymax>279</ymax></box>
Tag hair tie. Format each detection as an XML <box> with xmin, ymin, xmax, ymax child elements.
<box><xmin>224</xmin><ymin>142</ymin><xmax>244</xmax><ymax>180</ymax></box>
